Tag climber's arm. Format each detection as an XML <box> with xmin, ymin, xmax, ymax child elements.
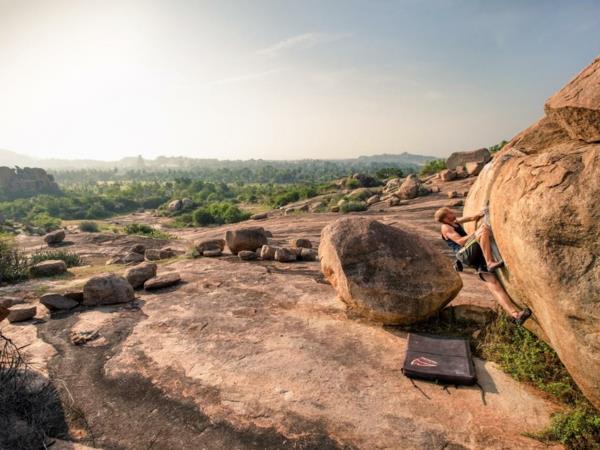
<box><xmin>442</xmin><ymin>224</ymin><xmax>472</xmax><ymax>247</ymax></box>
<box><xmin>457</xmin><ymin>210</ymin><xmax>485</xmax><ymax>224</ymax></box>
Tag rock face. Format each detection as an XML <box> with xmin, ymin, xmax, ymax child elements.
<box><xmin>44</xmin><ymin>229</ymin><xmax>65</xmax><ymax>245</ymax></box>
<box><xmin>319</xmin><ymin>217</ymin><xmax>462</xmax><ymax>324</ymax></box>
<box><xmin>30</xmin><ymin>260</ymin><xmax>67</xmax><ymax>277</ymax></box>
<box><xmin>446</xmin><ymin>148</ymin><xmax>491</xmax><ymax>171</ymax></box>
<box><xmin>83</xmin><ymin>274</ymin><xmax>135</xmax><ymax>306</ymax></box>
<box><xmin>0</xmin><ymin>166</ymin><xmax>61</xmax><ymax>200</ymax></box>
<box><xmin>40</xmin><ymin>293</ymin><xmax>78</xmax><ymax>310</ymax></box>
<box><xmin>225</xmin><ymin>227</ymin><xmax>268</xmax><ymax>254</ymax></box>
<box><xmin>126</xmin><ymin>262</ymin><xmax>158</xmax><ymax>289</ymax></box>
<box><xmin>463</xmin><ymin>56</ymin><xmax>600</xmax><ymax>409</ymax></box>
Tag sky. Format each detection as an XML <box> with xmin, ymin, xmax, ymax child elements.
<box><xmin>0</xmin><ymin>0</ymin><xmax>599</xmax><ymax>161</ymax></box>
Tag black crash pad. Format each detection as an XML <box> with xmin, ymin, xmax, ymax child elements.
<box><xmin>403</xmin><ymin>334</ymin><xmax>476</xmax><ymax>385</ymax></box>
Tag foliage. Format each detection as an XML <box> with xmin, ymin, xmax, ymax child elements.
<box><xmin>489</xmin><ymin>140</ymin><xmax>508</xmax><ymax>153</ymax></box>
<box><xmin>29</xmin><ymin>213</ymin><xmax>61</xmax><ymax>232</ymax></box>
<box><xmin>419</xmin><ymin>159</ymin><xmax>447</xmax><ymax>176</ymax></box>
<box><xmin>190</xmin><ymin>202</ymin><xmax>251</xmax><ymax>227</ymax></box>
<box><xmin>340</xmin><ymin>201</ymin><xmax>368</xmax><ymax>213</ymax></box>
<box><xmin>30</xmin><ymin>249</ymin><xmax>83</xmax><ymax>268</ymax></box>
<box><xmin>375</xmin><ymin>167</ymin><xmax>404</xmax><ymax>179</ymax></box>
<box><xmin>0</xmin><ymin>239</ymin><xmax>30</xmax><ymax>283</ymax></box>
<box><xmin>78</xmin><ymin>221</ymin><xmax>100</xmax><ymax>232</ymax></box>
<box><xmin>476</xmin><ymin>314</ymin><xmax>599</xmax><ymax>449</ymax></box>
<box><xmin>344</xmin><ymin>178</ymin><xmax>361</xmax><ymax>189</ymax></box>
<box><xmin>124</xmin><ymin>223</ymin><xmax>171</xmax><ymax>240</ymax></box>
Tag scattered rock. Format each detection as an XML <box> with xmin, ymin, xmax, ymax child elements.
<box><xmin>64</xmin><ymin>291</ymin><xmax>84</xmax><ymax>303</ymax></box>
<box><xmin>126</xmin><ymin>262</ymin><xmax>158</xmax><ymax>289</ymax></box>
<box><xmin>447</xmin><ymin>148</ymin><xmax>491</xmax><ymax>171</ymax></box>
<box><xmin>202</xmin><ymin>249</ymin><xmax>222</xmax><ymax>257</ymax></box>
<box><xmin>289</xmin><ymin>238</ymin><xmax>312</xmax><ymax>249</ymax></box>
<box><xmin>70</xmin><ymin>330</ymin><xmax>100</xmax><ymax>346</ymax></box>
<box><xmin>465</xmin><ymin>161</ymin><xmax>486</xmax><ymax>176</ymax></box>
<box><xmin>144</xmin><ymin>273</ymin><xmax>181</xmax><ymax>290</ymax></box>
<box><xmin>250</xmin><ymin>212</ymin><xmax>268</xmax><ymax>220</ymax></box>
<box><xmin>123</xmin><ymin>252</ymin><xmax>145</xmax><ymax>264</ymax></box>
<box><xmin>225</xmin><ymin>227</ymin><xmax>268</xmax><ymax>254</ymax></box>
<box><xmin>463</xmin><ymin>56</ymin><xmax>600</xmax><ymax>409</ymax></box>
<box><xmin>396</xmin><ymin>175</ymin><xmax>429</xmax><ymax>199</ymax></box>
<box><xmin>145</xmin><ymin>248</ymin><xmax>175</xmax><ymax>261</ymax></box>
<box><xmin>439</xmin><ymin>169</ymin><xmax>457</xmax><ymax>182</ymax></box>
<box><xmin>274</xmin><ymin>247</ymin><xmax>297</xmax><ymax>262</ymax></box>
<box><xmin>195</xmin><ymin>238</ymin><xmax>226</xmax><ymax>253</ymax></box>
<box><xmin>29</xmin><ymin>260</ymin><xmax>67</xmax><ymax>277</ymax></box>
<box><xmin>106</xmin><ymin>256</ymin><xmax>123</xmax><ymax>265</ymax></box>
<box><xmin>259</xmin><ymin>245</ymin><xmax>280</xmax><ymax>260</ymax></box>
<box><xmin>299</xmin><ymin>248</ymin><xmax>318</xmax><ymax>261</ymax></box>
<box><xmin>181</xmin><ymin>198</ymin><xmax>193</xmax><ymax>209</ymax></box>
<box><xmin>7</xmin><ymin>304</ymin><xmax>37</xmax><ymax>323</ymax></box>
<box><xmin>168</xmin><ymin>199</ymin><xmax>182</xmax><ymax>211</ymax></box>
<box><xmin>238</xmin><ymin>250</ymin><xmax>258</xmax><ymax>261</ymax></box>
<box><xmin>319</xmin><ymin>217</ymin><xmax>462</xmax><ymax>324</ymax></box>
<box><xmin>447</xmin><ymin>191</ymin><xmax>459</xmax><ymax>198</ymax></box>
<box><xmin>44</xmin><ymin>229</ymin><xmax>65</xmax><ymax>245</ymax></box>
<box><xmin>130</xmin><ymin>243</ymin><xmax>146</xmax><ymax>254</ymax></box>
<box><xmin>83</xmin><ymin>274</ymin><xmax>135</xmax><ymax>306</ymax></box>
<box><xmin>366</xmin><ymin>195</ymin><xmax>380</xmax><ymax>206</ymax></box>
<box><xmin>40</xmin><ymin>293</ymin><xmax>78</xmax><ymax>310</ymax></box>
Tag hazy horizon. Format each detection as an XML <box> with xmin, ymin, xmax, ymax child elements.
<box><xmin>1</xmin><ymin>0</ymin><xmax>599</xmax><ymax>162</ymax></box>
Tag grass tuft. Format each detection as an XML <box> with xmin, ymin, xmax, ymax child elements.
<box><xmin>30</xmin><ymin>249</ymin><xmax>83</xmax><ymax>268</ymax></box>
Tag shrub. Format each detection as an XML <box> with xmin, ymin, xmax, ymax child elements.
<box><xmin>419</xmin><ymin>159</ymin><xmax>447</xmax><ymax>176</ymax></box>
<box><xmin>78</xmin><ymin>221</ymin><xmax>100</xmax><ymax>232</ymax></box>
<box><xmin>489</xmin><ymin>140</ymin><xmax>508</xmax><ymax>153</ymax></box>
<box><xmin>30</xmin><ymin>249</ymin><xmax>83</xmax><ymax>268</ymax></box>
<box><xmin>28</xmin><ymin>213</ymin><xmax>61</xmax><ymax>232</ymax></box>
<box><xmin>192</xmin><ymin>202</ymin><xmax>250</xmax><ymax>226</ymax></box>
<box><xmin>344</xmin><ymin>178</ymin><xmax>361</xmax><ymax>189</ymax></box>
<box><xmin>0</xmin><ymin>239</ymin><xmax>30</xmax><ymax>283</ymax></box>
<box><xmin>340</xmin><ymin>201</ymin><xmax>367</xmax><ymax>213</ymax></box>
<box><xmin>376</xmin><ymin>167</ymin><xmax>404</xmax><ymax>179</ymax></box>
<box><xmin>124</xmin><ymin>223</ymin><xmax>171</xmax><ymax>240</ymax></box>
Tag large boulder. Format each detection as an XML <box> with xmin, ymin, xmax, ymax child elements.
<box><xmin>40</xmin><ymin>293</ymin><xmax>78</xmax><ymax>310</ymax></box>
<box><xmin>396</xmin><ymin>175</ymin><xmax>429</xmax><ymax>200</ymax></box>
<box><xmin>463</xmin><ymin>57</ymin><xmax>600</xmax><ymax>409</ymax></box>
<box><xmin>225</xmin><ymin>227</ymin><xmax>268</xmax><ymax>254</ymax></box>
<box><xmin>319</xmin><ymin>217</ymin><xmax>462</xmax><ymax>324</ymax></box>
<box><xmin>44</xmin><ymin>229</ymin><xmax>65</xmax><ymax>245</ymax></box>
<box><xmin>7</xmin><ymin>304</ymin><xmax>37</xmax><ymax>323</ymax></box>
<box><xmin>446</xmin><ymin>148</ymin><xmax>491</xmax><ymax>171</ymax></box>
<box><xmin>83</xmin><ymin>274</ymin><xmax>134</xmax><ymax>306</ymax></box>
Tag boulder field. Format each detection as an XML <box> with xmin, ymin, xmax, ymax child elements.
<box><xmin>464</xmin><ymin>56</ymin><xmax>600</xmax><ymax>408</ymax></box>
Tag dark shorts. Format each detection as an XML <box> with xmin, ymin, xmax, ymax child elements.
<box><xmin>456</xmin><ymin>240</ymin><xmax>487</xmax><ymax>271</ymax></box>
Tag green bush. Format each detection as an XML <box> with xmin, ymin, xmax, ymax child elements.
<box><xmin>419</xmin><ymin>159</ymin><xmax>447</xmax><ymax>176</ymax></box>
<box><xmin>28</xmin><ymin>213</ymin><xmax>61</xmax><ymax>232</ymax></box>
<box><xmin>78</xmin><ymin>221</ymin><xmax>100</xmax><ymax>232</ymax></box>
<box><xmin>124</xmin><ymin>223</ymin><xmax>171</xmax><ymax>239</ymax></box>
<box><xmin>0</xmin><ymin>239</ymin><xmax>30</xmax><ymax>283</ymax></box>
<box><xmin>489</xmin><ymin>140</ymin><xmax>508</xmax><ymax>154</ymax></box>
<box><xmin>534</xmin><ymin>406</ymin><xmax>600</xmax><ymax>449</ymax></box>
<box><xmin>376</xmin><ymin>167</ymin><xmax>404</xmax><ymax>179</ymax></box>
<box><xmin>30</xmin><ymin>249</ymin><xmax>83</xmax><ymax>268</ymax></box>
<box><xmin>192</xmin><ymin>202</ymin><xmax>250</xmax><ymax>226</ymax></box>
<box><xmin>340</xmin><ymin>201</ymin><xmax>367</xmax><ymax>213</ymax></box>
<box><xmin>344</xmin><ymin>178</ymin><xmax>361</xmax><ymax>189</ymax></box>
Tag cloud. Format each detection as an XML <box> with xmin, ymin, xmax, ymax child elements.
<box><xmin>209</xmin><ymin>68</ymin><xmax>285</xmax><ymax>86</ymax></box>
<box><xmin>257</xmin><ymin>32</ymin><xmax>351</xmax><ymax>57</ymax></box>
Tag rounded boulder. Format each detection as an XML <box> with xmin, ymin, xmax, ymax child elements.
<box><xmin>319</xmin><ymin>217</ymin><xmax>462</xmax><ymax>325</ymax></box>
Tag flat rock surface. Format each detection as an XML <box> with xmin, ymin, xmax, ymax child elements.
<box><xmin>0</xmin><ymin>181</ymin><xmax>563</xmax><ymax>449</ymax></box>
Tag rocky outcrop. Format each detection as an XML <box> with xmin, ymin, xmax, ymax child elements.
<box><xmin>0</xmin><ymin>166</ymin><xmax>61</xmax><ymax>200</ymax></box>
<box><xmin>225</xmin><ymin>227</ymin><xmax>268</xmax><ymax>254</ymax></box>
<box><xmin>83</xmin><ymin>274</ymin><xmax>134</xmax><ymax>306</ymax></box>
<box><xmin>463</xmin><ymin>56</ymin><xmax>600</xmax><ymax>408</ymax></box>
<box><xmin>319</xmin><ymin>217</ymin><xmax>462</xmax><ymax>324</ymax></box>
<box><xmin>446</xmin><ymin>148</ymin><xmax>491</xmax><ymax>171</ymax></box>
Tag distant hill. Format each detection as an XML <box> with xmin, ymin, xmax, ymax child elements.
<box><xmin>0</xmin><ymin>149</ymin><xmax>436</xmax><ymax>171</ymax></box>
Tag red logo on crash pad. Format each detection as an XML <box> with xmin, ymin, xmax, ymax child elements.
<box><xmin>410</xmin><ymin>356</ymin><xmax>439</xmax><ymax>367</ymax></box>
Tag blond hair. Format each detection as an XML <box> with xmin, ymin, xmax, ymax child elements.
<box><xmin>434</xmin><ymin>207</ymin><xmax>452</xmax><ymax>223</ymax></box>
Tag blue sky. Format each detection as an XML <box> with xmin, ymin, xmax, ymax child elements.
<box><xmin>0</xmin><ymin>0</ymin><xmax>598</xmax><ymax>160</ymax></box>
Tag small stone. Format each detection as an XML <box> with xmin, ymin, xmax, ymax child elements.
<box><xmin>195</xmin><ymin>238</ymin><xmax>226</xmax><ymax>253</ymax></box>
<box><xmin>238</xmin><ymin>250</ymin><xmax>257</xmax><ymax>261</ymax></box>
<box><xmin>202</xmin><ymin>249</ymin><xmax>222</xmax><ymax>257</ymax></box>
<box><xmin>123</xmin><ymin>252</ymin><xmax>145</xmax><ymax>264</ymax></box>
<box><xmin>259</xmin><ymin>245</ymin><xmax>280</xmax><ymax>260</ymax></box>
<box><xmin>144</xmin><ymin>273</ymin><xmax>182</xmax><ymax>291</ymax></box>
<box><xmin>44</xmin><ymin>229</ymin><xmax>65</xmax><ymax>245</ymax></box>
<box><xmin>274</xmin><ymin>248</ymin><xmax>297</xmax><ymax>263</ymax></box>
<box><xmin>299</xmin><ymin>248</ymin><xmax>318</xmax><ymax>261</ymax></box>
<box><xmin>7</xmin><ymin>304</ymin><xmax>37</xmax><ymax>323</ymax></box>
<box><xmin>289</xmin><ymin>238</ymin><xmax>312</xmax><ymax>249</ymax></box>
<box><xmin>125</xmin><ymin>262</ymin><xmax>158</xmax><ymax>289</ymax></box>
<box><xmin>250</xmin><ymin>213</ymin><xmax>268</xmax><ymax>220</ymax></box>
<box><xmin>40</xmin><ymin>293</ymin><xmax>78</xmax><ymax>310</ymax></box>
<box><xmin>130</xmin><ymin>243</ymin><xmax>146</xmax><ymax>254</ymax></box>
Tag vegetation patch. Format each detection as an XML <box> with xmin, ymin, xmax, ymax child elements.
<box><xmin>30</xmin><ymin>249</ymin><xmax>84</xmax><ymax>268</ymax></box>
<box><xmin>0</xmin><ymin>238</ymin><xmax>30</xmax><ymax>283</ymax></box>
<box><xmin>340</xmin><ymin>201</ymin><xmax>368</xmax><ymax>213</ymax></box>
<box><xmin>78</xmin><ymin>221</ymin><xmax>100</xmax><ymax>232</ymax></box>
<box><xmin>419</xmin><ymin>159</ymin><xmax>447</xmax><ymax>176</ymax></box>
<box><xmin>476</xmin><ymin>314</ymin><xmax>600</xmax><ymax>449</ymax></box>
<box><xmin>124</xmin><ymin>223</ymin><xmax>172</xmax><ymax>240</ymax></box>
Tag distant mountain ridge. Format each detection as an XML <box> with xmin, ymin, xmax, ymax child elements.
<box><xmin>0</xmin><ymin>149</ymin><xmax>436</xmax><ymax>170</ymax></box>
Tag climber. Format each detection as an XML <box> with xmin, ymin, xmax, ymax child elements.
<box><xmin>435</xmin><ymin>207</ymin><xmax>531</xmax><ymax>325</ymax></box>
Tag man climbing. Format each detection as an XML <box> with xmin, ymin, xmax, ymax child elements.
<box><xmin>434</xmin><ymin>207</ymin><xmax>531</xmax><ymax>325</ymax></box>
